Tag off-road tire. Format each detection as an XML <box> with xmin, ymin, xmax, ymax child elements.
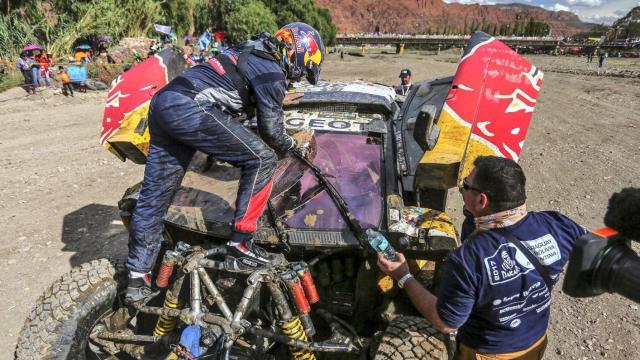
<box><xmin>372</xmin><ymin>315</ymin><xmax>448</xmax><ymax>360</ymax></box>
<box><xmin>15</xmin><ymin>259</ymin><xmax>124</xmax><ymax>360</ymax></box>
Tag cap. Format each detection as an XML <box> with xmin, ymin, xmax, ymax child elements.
<box><xmin>399</xmin><ymin>69</ymin><xmax>411</xmax><ymax>78</ymax></box>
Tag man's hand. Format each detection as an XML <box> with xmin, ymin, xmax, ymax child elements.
<box><xmin>291</xmin><ymin>128</ymin><xmax>316</xmax><ymax>158</ymax></box>
<box><xmin>283</xmin><ymin>92</ymin><xmax>304</xmax><ymax>105</ymax></box>
<box><xmin>377</xmin><ymin>252</ymin><xmax>410</xmax><ymax>281</ymax></box>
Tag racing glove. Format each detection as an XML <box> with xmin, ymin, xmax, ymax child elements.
<box><xmin>291</xmin><ymin>128</ymin><xmax>316</xmax><ymax>159</ymax></box>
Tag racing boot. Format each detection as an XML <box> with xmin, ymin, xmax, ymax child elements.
<box><xmin>125</xmin><ymin>272</ymin><xmax>159</xmax><ymax>305</ymax></box>
<box><xmin>226</xmin><ymin>240</ymin><xmax>284</xmax><ymax>271</ymax></box>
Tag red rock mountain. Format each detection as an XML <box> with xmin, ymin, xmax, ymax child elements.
<box><xmin>314</xmin><ymin>0</ymin><xmax>592</xmax><ymax>36</ymax></box>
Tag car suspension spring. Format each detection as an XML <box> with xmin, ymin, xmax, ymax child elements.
<box><xmin>282</xmin><ymin>270</ymin><xmax>310</xmax><ymax>314</ymax></box>
<box><xmin>292</xmin><ymin>263</ymin><xmax>320</xmax><ymax>304</ymax></box>
<box><xmin>156</xmin><ymin>252</ymin><xmax>177</xmax><ymax>288</ymax></box>
<box><xmin>153</xmin><ymin>273</ymin><xmax>185</xmax><ymax>336</ymax></box>
<box><xmin>153</xmin><ymin>297</ymin><xmax>182</xmax><ymax>336</ymax></box>
<box><xmin>281</xmin><ymin>316</ymin><xmax>316</xmax><ymax>360</ymax></box>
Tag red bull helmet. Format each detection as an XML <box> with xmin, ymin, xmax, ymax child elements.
<box><xmin>275</xmin><ymin>22</ymin><xmax>325</xmax><ymax>85</ymax></box>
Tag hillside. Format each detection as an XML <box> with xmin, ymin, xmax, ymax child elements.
<box><xmin>314</xmin><ymin>0</ymin><xmax>593</xmax><ymax>36</ymax></box>
<box><xmin>612</xmin><ymin>6</ymin><xmax>640</xmax><ymax>38</ymax></box>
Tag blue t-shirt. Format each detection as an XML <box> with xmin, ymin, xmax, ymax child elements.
<box><xmin>436</xmin><ymin>211</ymin><xmax>587</xmax><ymax>353</ymax></box>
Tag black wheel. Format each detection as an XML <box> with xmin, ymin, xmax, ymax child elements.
<box><xmin>15</xmin><ymin>259</ymin><xmax>126</xmax><ymax>359</ymax></box>
<box><xmin>372</xmin><ymin>316</ymin><xmax>447</xmax><ymax>360</ymax></box>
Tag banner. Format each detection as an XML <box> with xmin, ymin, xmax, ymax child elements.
<box><xmin>153</xmin><ymin>24</ymin><xmax>172</xmax><ymax>35</ymax></box>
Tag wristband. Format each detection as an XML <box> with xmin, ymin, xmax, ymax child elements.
<box><xmin>397</xmin><ymin>273</ymin><xmax>414</xmax><ymax>289</ymax></box>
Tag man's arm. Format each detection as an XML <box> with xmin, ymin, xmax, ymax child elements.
<box><xmin>250</xmin><ymin>71</ymin><xmax>295</xmax><ymax>153</ymax></box>
<box><xmin>377</xmin><ymin>253</ymin><xmax>457</xmax><ymax>333</ymax></box>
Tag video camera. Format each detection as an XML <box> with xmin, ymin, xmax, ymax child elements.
<box><xmin>563</xmin><ymin>188</ymin><xmax>640</xmax><ymax>303</ymax></box>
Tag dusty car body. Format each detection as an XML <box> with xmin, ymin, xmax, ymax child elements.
<box><xmin>17</xmin><ymin>32</ymin><xmax>543</xmax><ymax>360</ymax></box>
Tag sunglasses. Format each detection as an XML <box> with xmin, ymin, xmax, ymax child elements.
<box><xmin>459</xmin><ymin>177</ymin><xmax>484</xmax><ymax>194</ymax></box>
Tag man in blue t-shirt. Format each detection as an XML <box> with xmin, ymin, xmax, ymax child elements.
<box><xmin>378</xmin><ymin>156</ymin><xmax>587</xmax><ymax>359</ymax></box>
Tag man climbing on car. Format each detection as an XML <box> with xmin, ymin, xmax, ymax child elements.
<box><xmin>125</xmin><ymin>23</ymin><xmax>325</xmax><ymax>303</ymax></box>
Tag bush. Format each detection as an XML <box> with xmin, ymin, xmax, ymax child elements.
<box><xmin>224</xmin><ymin>0</ymin><xmax>278</xmax><ymax>43</ymax></box>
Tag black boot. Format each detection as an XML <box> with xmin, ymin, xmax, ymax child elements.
<box><xmin>125</xmin><ymin>273</ymin><xmax>159</xmax><ymax>305</ymax></box>
<box><xmin>225</xmin><ymin>241</ymin><xmax>282</xmax><ymax>271</ymax></box>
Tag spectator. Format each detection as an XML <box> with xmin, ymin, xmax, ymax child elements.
<box><xmin>16</xmin><ymin>52</ymin><xmax>35</xmax><ymax>95</ymax></box>
<box><xmin>377</xmin><ymin>156</ymin><xmax>587</xmax><ymax>360</ymax></box>
<box><xmin>74</xmin><ymin>50</ymin><xmax>86</xmax><ymax>62</ymax></box>
<box><xmin>28</xmin><ymin>52</ymin><xmax>42</xmax><ymax>87</ymax></box>
<box><xmin>97</xmin><ymin>49</ymin><xmax>116</xmax><ymax>64</ymax></box>
<box><xmin>58</xmin><ymin>65</ymin><xmax>73</xmax><ymax>97</ymax></box>
<box><xmin>148</xmin><ymin>40</ymin><xmax>158</xmax><ymax>56</ymax></box>
<box><xmin>395</xmin><ymin>68</ymin><xmax>413</xmax><ymax>96</ymax></box>
<box><xmin>36</xmin><ymin>52</ymin><xmax>51</xmax><ymax>87</ymax></box>
<box><xmin>598</xmin><ymin>52</ymin><xmax>607</xmax><ymax>74</ymax></box>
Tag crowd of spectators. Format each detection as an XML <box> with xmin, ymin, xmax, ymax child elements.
<box><xmin>16</xmin><ymin>50</ymin><xmax>53</xmax><ymax>95</ymax></box>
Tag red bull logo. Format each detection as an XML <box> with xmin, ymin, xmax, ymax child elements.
<box><xmin>447</xmin><ymin>36</ymin><xmax>543</xmax><ymax>164</ymax></box>
<box><xmin>300</xmin><ymin>30</ymin><xmax>322</xmax><ymax>66</ymax></box>
<box><xmin>100</xmin><ymin>54</ymin><xmax>169</xmax><ymax>145</ymax></box>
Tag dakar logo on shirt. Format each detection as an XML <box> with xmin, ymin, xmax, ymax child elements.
<box><xmin>484</xmin><ymin>243</ymin><xmax>534</xmax><ymax>285</ymax></box>
<box><xmin>484</xmin><ymin>234</ymin><xmax>561</xmax><ymax>285</ymax></box>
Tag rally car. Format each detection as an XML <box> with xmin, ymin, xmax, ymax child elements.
<box><xmin>16</xmin><ymin>32</ymin><xmax>543</xmax><ymax>360</ymax></box>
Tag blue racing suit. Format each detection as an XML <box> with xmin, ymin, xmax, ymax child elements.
<box><xmin>126</xmin><ymin>45</ymin><xmax>295</xmax><ymax>273</ymax></box>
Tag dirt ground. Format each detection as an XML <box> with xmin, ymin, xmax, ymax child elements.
<box><xmin>0</xmin><ymin>52</ymin><xmax>638</xmax><ymax>359</ymax></box>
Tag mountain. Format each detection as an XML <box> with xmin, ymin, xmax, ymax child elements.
<box><xmin>612</xmin><ymin>6</ymin><xmax>640</xmax><ymax>38</ymax></box>
<box><xmin>313</xmin><ymin>0</ymin><xmax>593</xmax><ymax>37</ymax></box>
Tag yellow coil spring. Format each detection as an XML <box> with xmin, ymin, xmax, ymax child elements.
<box><xmin>153</xmin><ymin>298</ymin><xmax>182</xmax><ymax>336</ymax></box>
<box><xmin>281</xmin><ymin>317</ymin><xmax>316</xmax><ymax>360</ymax></box>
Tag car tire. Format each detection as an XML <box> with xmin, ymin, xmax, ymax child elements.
<box><xmin>15</xmin><ymin>259</ymin><xmax>124</xmax><ymax>360</ymax></box>
<box><xmin>372</xmin><ymin>315</ymin><xmax>448</xmax><ymax>360</ymax></box>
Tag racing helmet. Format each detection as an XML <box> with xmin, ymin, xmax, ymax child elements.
<box><xmin>274</xmin><ymin>22</ymin><xmax>325</xmax><ymax>85</ymax></box>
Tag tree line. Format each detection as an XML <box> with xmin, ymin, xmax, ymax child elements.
<box><xmin>0</xmin><ymin>0</ymin><xmax>336</xmax><ymax>59</ymax></box>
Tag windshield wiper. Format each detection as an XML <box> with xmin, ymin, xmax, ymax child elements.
<box><xmin>291</xmin><ymin>150</ymin><xmax>370</xmax><ymax>250</ymax></box>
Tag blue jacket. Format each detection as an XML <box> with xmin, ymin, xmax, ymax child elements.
<box><xmin>176</xmin><ymin>47</ymin><xmax>294</xmax><ymax>153</ymax></box>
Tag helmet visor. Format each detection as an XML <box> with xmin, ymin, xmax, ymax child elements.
<box><xmin>305</xmin><ymin>61</ymin><xmax>321</xmax><ymax>85</ymax></box>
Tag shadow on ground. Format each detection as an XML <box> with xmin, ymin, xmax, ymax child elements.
<box><xmin>61</xmin><ymin>203</ymin><xmax>129</xmax><ymax>267</ymax></box>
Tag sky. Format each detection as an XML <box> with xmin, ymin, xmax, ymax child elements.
<box><xmin>441</xmin><ymin>0</ymin><xmax>638</xmax><ymax>24</ymax></box>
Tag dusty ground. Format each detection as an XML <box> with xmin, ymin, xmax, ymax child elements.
<box><xmin>0</xmin><ymin>52</ymin><xmax>638</xmax><ymax>359</ymax></box>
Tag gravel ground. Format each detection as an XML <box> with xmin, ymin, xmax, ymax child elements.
<box><xmin>0</xmin><ymin>52</ymin><xmax>638</xmax><ymax>359</ymax></box>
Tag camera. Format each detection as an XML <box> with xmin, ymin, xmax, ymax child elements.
<box><xmin>563</xmin><ymin>188</ymin><xmax>640</xmax><ymax>303</ymax></box>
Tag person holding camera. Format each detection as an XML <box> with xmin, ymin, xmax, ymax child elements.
<box><xmin>378</xmin><ymin>156</ymin><xmax>587</xmax><ymax>359</ymax></box>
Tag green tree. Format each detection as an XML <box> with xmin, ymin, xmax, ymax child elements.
<box><xmin>161</xmin><ymin>0</ymin><xmax>209</xmax><ymax>36</ymax></box>
<box><xmin>224</xmin><ymin>0</ymin><xmax>278</xmax><ymax>42</ymax></box>
<box><xmin>261</xmin><ymin>0</ymin><xmax>337</xmax><ymax>45</ymax></box>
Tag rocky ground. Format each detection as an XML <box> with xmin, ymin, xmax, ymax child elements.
<box><xmin>0</xmin><ymin>52</ymin><xmax>638</xmax><ymax>359</ymax></box>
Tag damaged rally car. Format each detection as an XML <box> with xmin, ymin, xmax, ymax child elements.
<box><xmin>16</xmin><ymin>32</ymin><xmax>543</xmax><ymax>360</ymax></box>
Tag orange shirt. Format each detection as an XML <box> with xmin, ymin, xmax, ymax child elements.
<box><xmin>74</xmin><ymin>51</ymin><xmax>85</xmax><ymax>62</ymax></box>
<box><xmin>58</xmin><ymin>70</ymin><xmax>70</xmax><ymax>84</ymax></box>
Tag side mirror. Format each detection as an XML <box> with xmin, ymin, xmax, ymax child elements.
<box><xmin>413</xmin><ymin>104</ymin><xmax>440</xmax><ymax>150</ymax></box>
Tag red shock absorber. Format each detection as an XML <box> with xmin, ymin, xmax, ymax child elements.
<box><xmin>293</xmin><ymin>263</ymin><xmax>320</xmax><ymax>304</ymax></box>
<box><xmin>156</xmin><ymin>252</ymin><xmax>177</xmax><ymax>289</ymax></box>
<box><xmin>282</xmin><ymin>270</ymin><xmax>311</xmax><ymax>314</ymax></box>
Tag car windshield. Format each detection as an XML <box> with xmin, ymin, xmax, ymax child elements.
<box><xmin>166</xmin><ymin>131</ymin><xmax>384</xmax><ymax>237</ymax></box>
<box><xmin>270</xmin><ymin>132</ymin><xmax>383</xmax><ymax>230</ymax></box>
